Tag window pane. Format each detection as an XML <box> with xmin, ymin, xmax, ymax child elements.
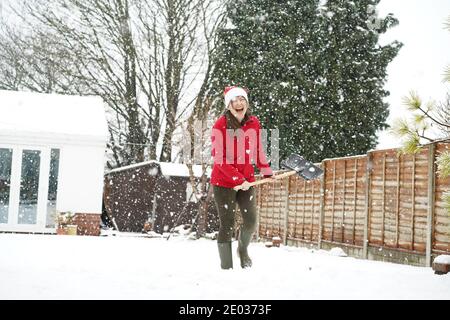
<box><xmin>18</xmin><ymin>150</ymin><xmax>41</xmax><ymax>225</ymax></box>
<box><xmin>0</xmin><ymin>148</ymin><xmax>13</xmax><ymax>224</ymax></box>
<box><xmin>46</xmin><ymin>149</ymin><xmax>60</xmax><ymax>228</ymax></box>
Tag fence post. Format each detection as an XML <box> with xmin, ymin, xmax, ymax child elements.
<box><xmin>318</xmin><ymin>161</ymin><xmax>326</xmax><ymax>249</ymax></box>
<box><xmin>282</xmin><ymin>177</ymin><xmax>290</xmax><ymax>245</ymax></box>
<box><xmin>363</xmin><ymin>153</ymin><xmax>372</xmax><ymax>259</ymax></box>
<box><xmin>426</xmin><ymin>143</ymin><xmax>436</xmax><ymax>267</ymax></box>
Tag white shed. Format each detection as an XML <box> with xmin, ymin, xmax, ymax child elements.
<box><xmin>0</xmin><ymin>90</ymin><xmax>108</xmax><ymax>234</ymax></box>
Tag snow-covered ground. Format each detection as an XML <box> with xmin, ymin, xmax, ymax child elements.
<box><xmin>0</xmin><ymin>233</ymin><xmax>448</xmax><ymax>300</ymax></box>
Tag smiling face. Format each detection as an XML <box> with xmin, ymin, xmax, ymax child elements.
<box><xmin>228</xmin><ymin>96</ymin><xmax>248</xmax><ymax>121</ymax></box>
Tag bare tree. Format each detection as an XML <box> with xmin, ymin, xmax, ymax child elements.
<box><xmin>0</xmin><ymin>12</ymin><xmax>85</xmax><ymax>93</ymax></box>
<box><xmin>184</xmin><ymin>1</ymin><xmax>226</xmax><ymax>238</ymax></box>
<box><xmin>0</xmin><ymin>0</ymin><xmax>223</xmax><ymax>168</ymax></box>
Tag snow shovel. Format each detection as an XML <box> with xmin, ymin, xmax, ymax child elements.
<box><xmin>233</xmin><ymin>153</ymin><xmax>323</xmax><ymax>191</ymax></box>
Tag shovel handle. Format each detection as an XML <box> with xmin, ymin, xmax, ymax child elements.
<box><xmin>233</xmin><ymin>170</ymin><xmax>297</xmax><ymax>191</ymax></box>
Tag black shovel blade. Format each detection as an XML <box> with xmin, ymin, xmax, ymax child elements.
<box><xmin>280</xmin><ymin>154</ymin><xmax>323</xmax><ymax>181</ymax></box>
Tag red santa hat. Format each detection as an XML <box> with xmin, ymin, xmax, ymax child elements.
<box><xmin>224</xmin><ymin>86</ymin><xmax>248</xmax><ymax>107</ymax></box>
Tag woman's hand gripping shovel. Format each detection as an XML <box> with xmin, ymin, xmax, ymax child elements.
<box><xmin>233</xmin><ymin>154</ymin><xmax>324</xmax><ymax>191</ymax></box>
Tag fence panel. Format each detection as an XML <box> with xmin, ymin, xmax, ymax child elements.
<box><xmin>286</xmin><ymin>175</ymin><xmax>321</xmax><ymax>243</ymax></box>
<box><xmin>368</xmin><ymin>149</ymin><xmax>429</xmax><ymax>252</ymax></box>
<box><xmin>322</xmin><ymin>157</ymin><xmax>367</xmax><ymax>246</ymax></box>
<box><xmin>434</xmin><ymin>142</ymin><xmax>450</xmax><ymax>254</ymax></box>
<box><xmin>257</xmin><ymin>178</ymin><xmax>287</xmax><ymax>240</ymax></box>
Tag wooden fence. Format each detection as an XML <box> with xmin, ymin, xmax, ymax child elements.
<box><xmin>254</xmin><ymin>141</ymin><xmax>450</xmax><ymax>267</ymax></box>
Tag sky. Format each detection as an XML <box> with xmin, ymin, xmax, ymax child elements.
<box><xmin>0</xmin><ymin>232</ymin><xmax>449</xmax><ymax>300</ymax></box>
<box><xmin>376</xmin><ymin>0</ymin><xmax>450</xmax><ymax>149</ymax></box>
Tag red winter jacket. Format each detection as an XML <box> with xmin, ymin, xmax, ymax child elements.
<box><xmin>210</xmin><ymin>114</ymin><xmax>273</xmax><ymax>188</ymax></box>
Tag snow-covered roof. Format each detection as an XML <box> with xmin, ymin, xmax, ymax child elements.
<box><xmin>107</xmin><ymin>160</ymin><xmax>211</xmax><ymax>178</ymax></box>
<box><xmin>0</xmin><ymin>90</ymin><xmax>108</xmax><ymax>146</ymax></box>
<box><xmin>159</xmin><ymin>162</ymin><xmax>211</xmax><ymax>178</ymax></box>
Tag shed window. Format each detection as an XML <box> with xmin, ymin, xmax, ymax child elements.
<box><xmin>18</xmin><ymin>150</ymin><xmax>41</xmax><ymax>224</ymax></box>
<box><xmin>0</xmin><ymin>148</ymin><xmax>12</xmax><ymax>224</ymax></box>
<box><xmin>46</xmin><ymin>149</ymin><xmax>60</xmax><ymax>227</ymax></box>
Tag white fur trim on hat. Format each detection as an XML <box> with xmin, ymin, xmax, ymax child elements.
<box><xmin>224</xmin><ymin>87</ymin><xmax>248</xmax><ymax>107</ymax></box>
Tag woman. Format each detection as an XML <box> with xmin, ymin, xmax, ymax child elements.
<box><xmin>211</xmin><ymin>86</ymin><xmax>274</xmax><ymax>269</ymax></box>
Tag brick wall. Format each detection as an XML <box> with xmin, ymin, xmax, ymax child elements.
<box><xmin>73</xmin><ymin>213</ymin><xmax>101</xmax><ymax>236</ymax></box>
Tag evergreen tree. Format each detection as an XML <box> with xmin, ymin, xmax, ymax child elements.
<box><xmin>212</xmin><ymin>0</ymin><xmax>321</xmax><ymax>162</ymax></box>
<box><xmin>212</xmin><ymin>0</ymin><xmax>401</xmax><ymax>163</ymax></box>
<box><xmin>316</xmin><ymin>0</ymin><xmax>401</xmax><ymax>159</ymax></box>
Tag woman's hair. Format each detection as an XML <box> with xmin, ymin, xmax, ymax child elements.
<box><xmin>224</xmin><ymin>109</ymin><xmax>251</xmax><ymax>130</ymax></box>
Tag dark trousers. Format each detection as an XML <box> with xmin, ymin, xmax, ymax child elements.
<box><xmin>213</xmin><ymin>185</ymin><xmax>257</xmax><ymax>243</ymax></box>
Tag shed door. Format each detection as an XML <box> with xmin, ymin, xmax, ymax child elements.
<box><xmin>0</xmin><ymin>146</ymin><xmax>60</xmax><ymax>233</ymax></box>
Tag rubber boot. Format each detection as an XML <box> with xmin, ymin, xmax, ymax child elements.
<box><xmin>217</xmin><ymin>242</ymin><xmax>233</xmax><ymax>269</ymax></box>
<box><xmin>237</xmin><ymin>229</ymin><xmax>253</xmax><ymax>268</ymax></box>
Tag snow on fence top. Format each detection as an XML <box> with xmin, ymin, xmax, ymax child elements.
<box><xmin>0</xmin><ymin>90</ymin><xmax>108</xmax><ymax>143</ymax></box>
<box><xmin>107</xmin><ymin>160</ymin><xmax>211</xmax><ymax>178</ymax></box>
